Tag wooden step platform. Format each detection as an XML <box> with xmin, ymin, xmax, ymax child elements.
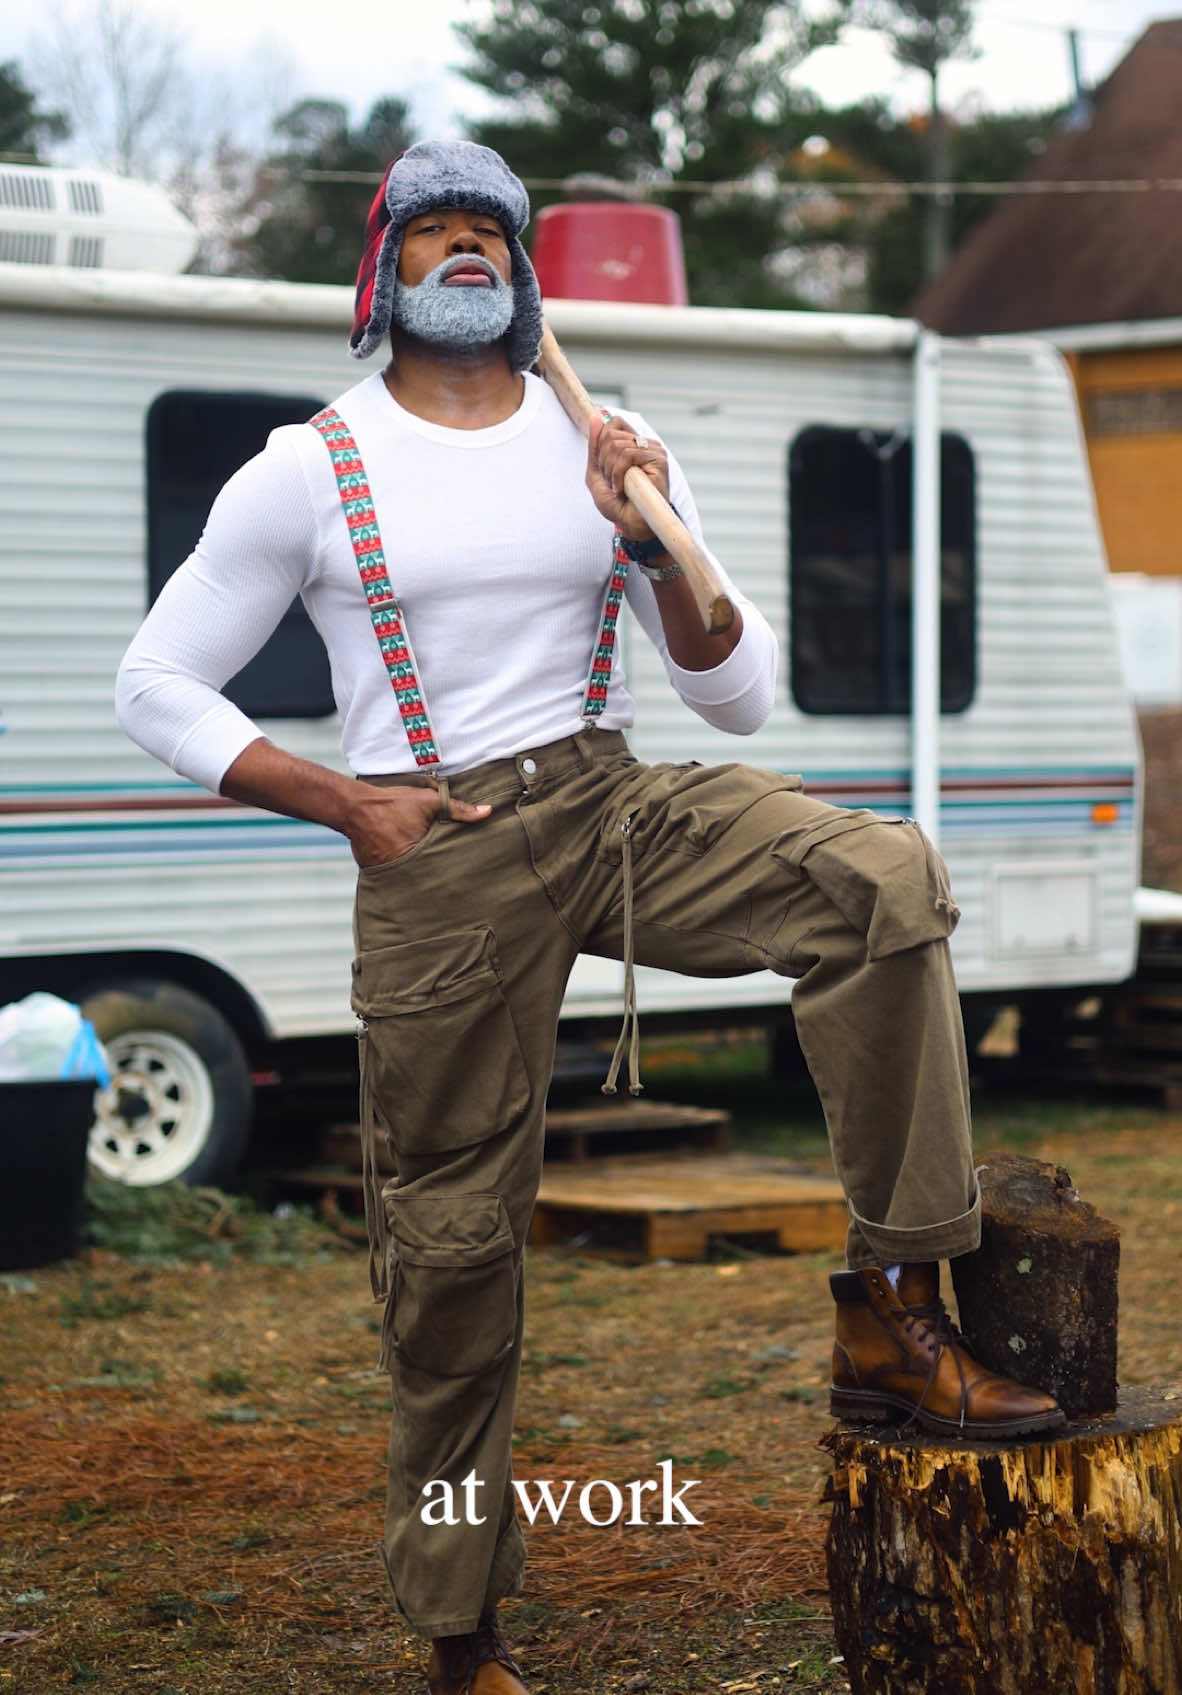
<box><xmin>317</xmin><ymin>1097</ymin><xmax>731</xmax><ymax>1174</ymax></box>
<box><xmin>543</xmin><ymin>1099</ymin><xmax>730</xmax><ymax>1161</ymax></box>
<box><xmin>531</xmin><ymin>1153</ymin><xmax>847</xmax><ymax>1261</ymax></box>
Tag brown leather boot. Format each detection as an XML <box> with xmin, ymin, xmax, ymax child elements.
<box><xmin>830</xmin><ymin>1262</ymin><xmax>1066</xmax><ymax>1438</ymax></box>
<box><xmin>426</xmin><ymin>1614</ymin><xmax>527</xmax><ymax>1695</ymax></box>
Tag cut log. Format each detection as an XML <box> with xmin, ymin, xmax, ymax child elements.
<box><xmin>950</xmin><ymin>1151</ymin><xmax>1119</xmax><ymax>1418</ymax></box>
<box><xmin>824</xmin><ymin>1386</ymin><xmax>1182</xmax><ymax>1695</ymax></box>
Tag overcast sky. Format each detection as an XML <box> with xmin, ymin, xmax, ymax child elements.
<box><xmin>1</xmin><ymin>0</ymin><xmax>1168</xmax><ymax>161</ymax></box>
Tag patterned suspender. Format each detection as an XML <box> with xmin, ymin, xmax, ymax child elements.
<box><xmin>581</xmin><ymin>536</ymin><xmax>629</xmax><ymax>718</ymax></box>
<box><xmin>310</xmin><ymin>405</ymin><xmax>629</xmax><ymax>765</ymax></box>
<box><xmin>310</xmin><ymin>407</ymin><xmax>440</xmax><ymax>767</ymax></box>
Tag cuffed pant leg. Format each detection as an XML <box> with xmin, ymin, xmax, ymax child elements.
<box><xmin>786</xmin><ymin>912</ymin><xmax>980</xmax><ymax>1267</ymax></box>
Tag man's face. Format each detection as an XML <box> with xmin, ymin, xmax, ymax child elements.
<box><xmin>391</xmin><ymin>206</ymin><xmax>516</xmax><ymax>356</ymax></box>
<box><xmin>397</xmin><ymin>208</ymin><xmax>512</xmax><ymax>288</ymax></box>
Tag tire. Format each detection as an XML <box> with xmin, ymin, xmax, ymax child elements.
<box><xmin>80</xmin><ymin>979</ymin><xmax>253</xmax><ymax>1188</ymax></box>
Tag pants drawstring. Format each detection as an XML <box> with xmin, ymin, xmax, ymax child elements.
<box><xmin>915</xmin><ymin>821</ymin><xmax>960</xmax><ymax>922</ymax></box>
<box><xmin>602</xmin><ymin>812</ymin><xmax>643</xmax><ymax>1097</ymax></box>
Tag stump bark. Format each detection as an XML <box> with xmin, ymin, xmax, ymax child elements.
<box><xmin>950</xmin><ymin>1151</ymin><xmax>1120</xmax><ymax>1417</ymax></box>
<box><xmin>824</xmin><ymin>1387</ymin><xmax>1182</xmax><ymax>1695</ymax></box>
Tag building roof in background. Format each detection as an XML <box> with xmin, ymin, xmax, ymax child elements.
<box><xmin>913</xmin><ymin>19</ymin><xmax>1182</xmax><ymax>335</ymax></box>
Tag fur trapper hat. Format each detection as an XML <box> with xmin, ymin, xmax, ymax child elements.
<box><xmin>349</xmin><ymin>139</ymin><xmax>543</xmax><ymax>372</ymax></box>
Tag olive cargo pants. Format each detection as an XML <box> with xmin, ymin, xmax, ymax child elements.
<box><xmin>350</xmin><ymin>728</ymin><xmax>978</xmax><ymax>1636</ymax></box>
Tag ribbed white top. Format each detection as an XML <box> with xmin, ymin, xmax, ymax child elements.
<box><xmin>116</xmin><ymin>371</ymin><xmax>778</xmax><ymax>791</ymax></box>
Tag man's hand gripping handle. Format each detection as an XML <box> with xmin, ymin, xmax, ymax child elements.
<box><xmin>538</xmin><ymin>322</ymin><xmax>736</xmax><ymax>636</ymax></box>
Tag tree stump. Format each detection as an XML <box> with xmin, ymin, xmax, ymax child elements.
<box><xmin>950</xmin><ymin>1152</ymin><xmax>1119</xmax><ymax>1418</ymax></box>
<box><xmin>824</xmin><ymin>1387</ymin><xmax>1182</xmax><ymax>1694</ymax></box>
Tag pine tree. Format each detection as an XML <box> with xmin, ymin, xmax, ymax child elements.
<box><xmin>0</xmin><ymin>60</ymin><xmax>69</xmax><ymax>160</ymax></box>
<box><xmin>455</xmin><ymin>0</ymin><xmax>853</xmax><ymax>308</ymax></box>
<box><xmin>235</xmin><ymin>96</ymin><xmax>413</xmax><ymax>285</ymax></box>
<box><xmin>863</xmin><ymin>0</ymin><xmax>976</xmax><ymax>278</ymax></box>
<box><xmin>777</xmin><ymin>95</ymin><xmax>1063</xmax><ymax>313</ymax></box>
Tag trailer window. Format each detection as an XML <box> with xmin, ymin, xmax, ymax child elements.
<box><xmin>789</xmin><ymin>427</ymin><xmax>975</xmax><ymax>715</ymax></box>
<box><xmin>147</xmin><ymin>391</ymin><xmax>335</xmax><ymax>719</ymax></box>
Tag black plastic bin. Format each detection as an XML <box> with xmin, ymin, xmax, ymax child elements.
<box><xmin>0</xmin><ymin>1079</ymin><xmax>97</xmax><ymax>1271</ymax></box>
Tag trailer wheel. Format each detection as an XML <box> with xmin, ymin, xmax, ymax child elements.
<box><xmin>81</xmin><ymin>980</ymin><xmax>252</xmax><ymax>1188</ymax></box>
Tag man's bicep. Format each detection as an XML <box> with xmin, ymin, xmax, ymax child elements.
<box><xmin>135</xmin><ymin>440</ymin><xmax>320</xmax><ymax>688</ymax></box>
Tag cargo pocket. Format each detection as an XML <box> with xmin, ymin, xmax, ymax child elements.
<box><xmin>597</xmin><ymin>765</ymin><xmax>806</xmax><ymax>863</ymax></box>
<box><xmin>774</xmin><ymin>811</ymin><xmax>959</xmax><ymax>959</ymax></box>
<box><xmin>383</xmin><ymin>1192</ymin><xmax>517</xmax><ymax>1378</ymax></box>
<box><xmin>351</xmin><ymin>927</ymin><xmax>530</xmax><ymax>1160</ymax></box>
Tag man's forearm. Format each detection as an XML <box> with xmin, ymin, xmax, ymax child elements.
<box><xmin>220</xmin><ymin>738</ymin><xmax>491</xmax><ymax>868</ymax></box>
<box><xmin>647</xmin><ymin>563</ymin><xmax>745</xmax><ymax>672</ymax></box>
<box><xmin>219</xmin><ymin>737</ymin><xmax>362</xmax><ymax>836</ymax></box>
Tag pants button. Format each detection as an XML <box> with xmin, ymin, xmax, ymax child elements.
<box><xmin>521</xmin><ymin>757</ymin><xmax>537</xmax><ymax>775</ymax></box>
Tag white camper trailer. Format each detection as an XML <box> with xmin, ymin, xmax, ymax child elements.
<box><xmin>0</xmin><ymin>261</ymin><xmax>1141</xmax><ymax>1186</ymax></box>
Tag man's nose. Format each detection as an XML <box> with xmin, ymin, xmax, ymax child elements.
<box><xmin>449</xmin><ymin>228</ymin><xmax>483</xmax><ymax>252</ymax></box>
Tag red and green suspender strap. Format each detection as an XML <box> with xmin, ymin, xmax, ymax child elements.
<box><xmin>310</xmin><ymin>407</ymin><xmax>441</xmax><ymax>767</ymax></box>
<box><xmin>309</xmin><ymin>405</ymin><xmax>630</xmax><ymax>764</ymax></box>
<box><xmin>583</xmin><ymin>536</ymin><xmax>629</xmax><ymax>717</ymax></box>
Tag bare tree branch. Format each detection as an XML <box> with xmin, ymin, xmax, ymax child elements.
<box><xmin>34</xmin><ymin>0</ymin><xmax>190</xmax><ymax>176</ymax></box>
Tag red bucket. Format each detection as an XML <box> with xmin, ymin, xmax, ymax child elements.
<box><xmin>531</xmin><ymin>202</ymin><xmax>688</xmax><ymax>305</ymax></box>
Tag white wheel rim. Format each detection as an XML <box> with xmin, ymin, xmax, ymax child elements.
<box><xmin>89</xmin><ymin>1028</ymin><xmax>216</xmax><ymax>1186</ymax></box>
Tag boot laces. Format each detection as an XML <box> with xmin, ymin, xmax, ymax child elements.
<box><xmin>475</xmin><ymin>1615</ymin><xmax>522</xmax><ymax>1678</ymax></box>
<box><xmin>899</xmin><ymin>1296</ymin><xmax>970</xmax><ymax>1433</ymax></box>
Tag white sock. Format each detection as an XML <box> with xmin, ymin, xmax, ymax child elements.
<box><xmin>885</xmin><ymin>1264</ymin><xmax>902</xmax><ymax>1289</ymax></box>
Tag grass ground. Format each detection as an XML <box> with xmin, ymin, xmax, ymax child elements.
<box><xmin>1</xmin><ymin>1043</ymin><xmax>1179</xmax><ymax>1694</ymax></box>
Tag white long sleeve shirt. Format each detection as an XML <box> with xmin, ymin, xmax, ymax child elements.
<box><xmin>116</xmin><ymin>371</ymin><xmax>778</xmax><ymax>791</ymax></box>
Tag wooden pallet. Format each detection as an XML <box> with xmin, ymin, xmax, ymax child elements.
<box><xmin>543</xmin><ymin>1099</ymin><xmax>730</xmax><ymax>1161</ymax></box>
<box><xmin>531</xmin><ymin>1154</ymin><xmax>847</xmax><ymax>1261</ymax></box>
<box><xmin>274</xmin><ymin>1152</ymin><xmax>846</xmax><ymax>1263</ymax></box>
<box><xmin>317</xmin><ymin>1098</ymin><xmax>731</xmax><ymax>1174</ymax></box>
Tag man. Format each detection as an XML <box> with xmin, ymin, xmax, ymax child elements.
<box><xmin>116</xmin><ymin>140</ymin><xmax>1063</xmax><ymax>1695</ymax></box>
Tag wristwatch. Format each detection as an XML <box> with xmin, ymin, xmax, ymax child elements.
<box><xmin>618</xmin><ymin>532</ymin><xmax>684</xmax><ymax>582</ymax></box>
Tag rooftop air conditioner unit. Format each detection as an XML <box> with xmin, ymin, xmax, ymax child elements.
<box><xmin>0</xmin><ymin>163</ymin><xmax>198</xmax><ymax>273</ymax></box>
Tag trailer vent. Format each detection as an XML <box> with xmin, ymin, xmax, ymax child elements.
<box><xmin>68</xmin><ymin>234</ymin><xmax>104</xmax><ymax>268</ymax></box>
<box><xmin>0</xmin><ymin>165</ymin><xmax>195</xmax><ymax>271</ymax></box>
<box><xmin>0</xmin><ymin>171</ymin><xmax>56</xmax><ymax>212</ymax></box>
<box><xmin>67</xmin><ymin>178</ymin><xmax>104</xmax><ymax>215</ymax></box>
<box><xmin>0</xmin><ymin>229</ymin><xmax>55</xmax><ymax>264</ymax></box>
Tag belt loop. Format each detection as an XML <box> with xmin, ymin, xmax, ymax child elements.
<box><xmin>574</xmin><ymin>729</ymin><xmax>595</xmax><ymax>773</ymax></box>
<box><xmin>433</xmin><ymin>776</ymin><xmax>452</xmax><ymax>820</ymax></box>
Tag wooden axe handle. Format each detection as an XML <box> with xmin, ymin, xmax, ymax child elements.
<box><xmin>538</xmin><ymin>322</ymin><xmax>736</xmax><ymax>636</ymax></box>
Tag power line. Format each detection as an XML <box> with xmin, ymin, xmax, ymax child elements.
<box><xmin>302</xmin><ymin>169</ymin><xmax>1182</xmax><ymax>199</ymax></box>
<box><xmin>524</xmin><ymin>177</ymin><xmax>1182</xmax><ymax>199</ymax></box>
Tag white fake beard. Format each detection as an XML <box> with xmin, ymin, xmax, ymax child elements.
<box><xmin>391</xmin><ymin>259</ymin><xmax>515</xmax><ymax>353</ymax></box>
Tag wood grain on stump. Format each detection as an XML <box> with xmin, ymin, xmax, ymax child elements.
<box><xmin>950</xmin><ymin>1151</ymin><xmax>1119</xmax><ymax>1418</ymax></box>
<box><xmin>824</xmin><ymin>1387</ymin><xmax>1182</xmax><ymax>1695</ymax></box>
